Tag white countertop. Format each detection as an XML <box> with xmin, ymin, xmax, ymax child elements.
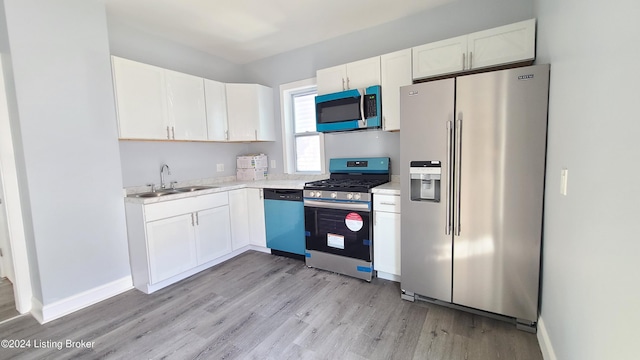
<box><xmin>124</xmin><ymin>178</ymin><xmax>324</xmax><ymax>205</ymax></box>
<box><xmin>372</xmin><ymin>181</ymin><xmax>401</xmax><ymax>195</ymax></box>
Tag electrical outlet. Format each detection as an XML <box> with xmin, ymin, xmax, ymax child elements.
<box><xmin>560</xmin><ymin>168</ymin><xmax>568</xmax><ymax>196</ymax></box>
<box><xmin>217</xmin><ymin>163</ymin><xmax>224</xmax><ymax>172</ymax></box>
<box><xmin>270</xmin><ymin>160</ymin><xmax>276</xmax><ymax>169</ymax></box>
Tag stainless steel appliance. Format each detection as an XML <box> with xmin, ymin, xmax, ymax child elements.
<box><xmin>400</xmin><ymin>65</ymin><xmax>550</xmax><ymax>331</ymax></box>
<box><xmin>264</xmin><ymin>189</ymin><xmax>305</xmax><ymax>260</ymax></box>
<box><xmin>304</xmin><ymin>157</ymin><xmax>390</xmax><ymax>281</ymax></box>
<box><xmin>315</xmin><ymin>86</ymin><xmax>381</xmax><ymax>132</ymax></box>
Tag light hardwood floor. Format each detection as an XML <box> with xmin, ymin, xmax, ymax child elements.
<box><xmin>0</xmin><ymin>251</ymin><xmax>542</xmax><ymax>359</ymax></box>
<box><xmin>0</xmin><ymin>278</ymin><xmax>19</xmax><ymax>323</ymax></box>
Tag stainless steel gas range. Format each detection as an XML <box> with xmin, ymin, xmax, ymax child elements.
<box><xmin>303</xmin><ymin>157</ymin><xmax>390</xmax><ymax>281</ymax></box>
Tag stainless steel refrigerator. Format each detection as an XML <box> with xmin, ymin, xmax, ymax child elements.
<box><xmin>400</xmin><ymin>64</ymin><xmax>549</xmax><ymax>330</ymax></box>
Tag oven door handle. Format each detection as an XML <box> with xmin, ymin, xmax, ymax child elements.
<box><xmin>304</xmin><ymin>199</ymin><xmax>370</xmax><ymax>212</ymax></box>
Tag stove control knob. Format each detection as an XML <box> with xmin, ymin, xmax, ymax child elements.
<box><xmin>347</xmin><ymin>193</ymin><xmax>353</xmax><ymax>200</ymax></box>
<box><xmin>331</xmin><ymin>192</ymin><xmax>337</xmax><ymax>199</ymax></box>
<box><xmin>316</xmin><ymin>191</ymin><xmax>322</xmax><ymax>198</ymax></box>
<box><xmin>309</xmin><ymin>191</ymin><xmax>315</xmax><ymax>198</ymax></box>
<box><xmin>354</xmin><ymin>193</ymin><xmax>361</xmax><ymax>200</ymax></box>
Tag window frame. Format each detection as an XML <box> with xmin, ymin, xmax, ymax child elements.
<box><xmin>280</xmin><ymin>78</ymin><xmax>325</xmax><ymax>175</ymax></box>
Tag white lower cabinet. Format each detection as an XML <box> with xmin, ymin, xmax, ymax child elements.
<box><xmin>373</xmin><ymin>193</ymin><xmax>401</xmax><ymax>281</ymax></box>
<box><xmin>247</xmin><ymin>188</ymin><xmax>266</xmax><ymax>247</ymax></box>
<box><xmin>229</xmin><ymin>188</ymin><xmax>251</xmax><ymax>250</ymax></box>
<box><xmin>146</xmin><ymin>214</ymin><xmax>198</xmax><ymax>284</ymax></box>
<box><xmin>194</xmin><ymin>206</ymin><xmax>232</xmax><ymax>264</ymax></box>
<box><xmin>125</xmin><ymin>192</ymin><xmax>233</xmax><ymax>293</ymax></box>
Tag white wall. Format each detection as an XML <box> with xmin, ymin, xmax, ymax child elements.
<box><xmin>244</xmin><ymin>0</ymin><xmax>534</xmax><ymax>175</ymax></box>
<box><xmin>534</xmin><ymin>1</ymin><xmax>640</xmax><ymax>359</ymax></box>
<box><xmin>1</xmin><ymin>0</ymin><xmax>131</xmax><ymax>305</ymax></box>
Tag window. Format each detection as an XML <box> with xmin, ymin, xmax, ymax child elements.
<box><xmin>281</xmin><ymin>79</ymin><xmax>324</xmax><ymax>174</ymax></box>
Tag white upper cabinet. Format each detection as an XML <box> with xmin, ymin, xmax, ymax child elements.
<box><xmin>165</xmin><ymin>69</ymin><xmax>207</xmax><ymax>141</ymax></box>
<box><xmin>204</xmin><ymin>79</ymin><xmax>228</xmax><ymax>141</ymax></box>
<box><xmin>316</xmin><ymin>65</ymin><xmax>347</xmax><ymax>95</ymax></box>
<box><xmin>413</xmin><ymin>19</ymin><xmax>536</xmax><ymax>80</ymax></box>
<box><xmin>316</xmin><ymin>56</ymin><xmax>381</xmax><ymax>95</ymax></box>
<box><xmin>466</xmin><ymin>19</ymin><xmax>536</xmax><ymax>71</ymax></box>
<box><xmin>413</xmin><ymin>35</ymin><xmax>468</xmax><ymax>79</ymax></box>
<box><xmin>226</xmin><ymin>83</ymin><xmax>275</xmax><ymax>141</ymax></box>
<box><xmin>112</xmin><ymin>56</ymin><xmax>207</xmax><ymax>141</ymax></box>
<box><xmin>112</xmin><ymin>56</ymin><xmax>169</xmax><ymax>140</ymax></box>
<box><xmin>381</xmin><ymin>49</ymin><xmax>412</xmax><ymax>131</ymax></box>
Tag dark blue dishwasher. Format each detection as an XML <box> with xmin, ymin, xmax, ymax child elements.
<box><xmin>264</xmin><ymin>189</ymin><xmax>305</xmax><ymax>260</ymax></box>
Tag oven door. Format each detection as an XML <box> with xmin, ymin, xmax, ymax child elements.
<box><xmin>304</xmin><ymin>200</ymin><xmax>372</xmax><ymax>261</ymax></box>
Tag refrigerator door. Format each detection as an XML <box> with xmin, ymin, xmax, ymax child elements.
<box><xmin>400</xmin><ymin>79</ymin><xmax>455</xmax><ymax>302</ymax></box>
<box><xmin>452</xmin><ymin>65</ymin><xmax>549</xmax><ymax>322</ymax></box>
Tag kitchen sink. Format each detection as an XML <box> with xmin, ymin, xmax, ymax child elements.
<box><xmin>174</xmin><ymin>185</ymin><xmax>219</xmax><ymax>192</ymax></box>
<box><xmin>133</xmin><ymin>190</ymin><xmax>179</xmax><ymax>198</ymax></box>
<box><xmin>130</xmin><ymin>185</ymin><xmax>218</xmax><ymax>198</ymax></box>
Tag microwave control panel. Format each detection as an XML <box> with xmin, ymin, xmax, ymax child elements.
<box><xmin>364</xmin><ymin>94</ymin><xmax>377</xmax><ymax>118</ymax></box>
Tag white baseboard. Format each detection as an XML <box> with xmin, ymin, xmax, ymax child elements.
<box><xmin>249</xmin><ymin>245</ymin><xmax>271</xmax><ymax>254</ymax></box>
<box><xmin>31</xmin><ymin>276</ymin><xmax>133</xmax><ymax>324</ymax></box>
<box><xmin>376</xmin><ymin>271</ymin><xmax>400</xmax><ymax>282</ymax></box>
<box><xmin>537</xmin><ymin>316</ymin><xmax>558</xmax><ymax>360</ymax></box>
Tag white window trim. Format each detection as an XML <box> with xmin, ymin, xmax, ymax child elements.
<box><xmin>280</xmin><ymin>78</ymin><xmax>326</xmax><ymax>175</ymax></box>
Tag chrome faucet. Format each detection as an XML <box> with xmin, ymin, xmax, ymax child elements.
<box><xmin>160</xmin><ymin>164</ymin><xmax>171</xmax><ymax>189</ymax></box>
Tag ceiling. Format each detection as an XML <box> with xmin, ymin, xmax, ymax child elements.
<box><xmin>105</xmin><ymin>0</ymin><xmax>450</xmax><ymax>64</ymax></box>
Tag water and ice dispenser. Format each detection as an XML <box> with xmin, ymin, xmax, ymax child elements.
<box><xmin>410</xmin><ymin>161</ymin><xmax>441</xmax><ymax>202</ymax></box>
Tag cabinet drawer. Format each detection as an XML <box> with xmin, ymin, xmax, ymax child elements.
<box><xmin>191</xmin><ymin>192</ymin><xmax>228</xmax><ymax>212</ymax></box>
<box><xmin>145</xmin><ymin>192</ymin><xmax>229</xmax><ymax>222</ymax></box>
<box><xmin>373</xmin><ymin>194</ymin><xmax>401</xmax><ymax>213</ymax></box>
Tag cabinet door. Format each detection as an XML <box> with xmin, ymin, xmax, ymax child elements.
<box><xmin>373</xmin><ymin>211</ymin><xmax>401</xmax><ymax>276</ymax></box>
<box><xmin>194</xmin><ymin>206</ymin><xmax>232</xmax><ymax>264</ymax></box>
<box><xmin>204</xmin><ymin>79</ymin><xmax>228</xmax><ymax>141</ymax></box>
<box><xmin>165</xmin><ymin>70</ymin><xmax>207</xmax><ymax>140</ymax></box>
<box><xmin>229</xmin><ymin>189</ymin><xmax>251</xmax><ymax>250</ymax></box>
<box><xmin>146</xmin><ymin>214</ymin><xmax>197</xmax><ymax>284</ymax></box>
<box><xmin>346</xmin><ymin>56</ymin><xmax>381</xmax><ymax>90</ymax></box>
<box><xmin>381</xmin><ymin>49</ymin><xmax>412</xmax><ymax>131</ymax></box>
<box><xmin>226</xmin><ymin>84</ymin><xmax>258</xmax><ymax>141</ymax></box>
<box><xmin>256</xmin><ymin>85</ymin><xmax>275</xmax><ymax>141</ymax></box>
<box><xmin>247</xmin><ymin>188</ymin><xmax>266</xmax><ymax>247</ymax></box>
<box><xmin>467</xmin><ymin>19</ymin><xmax>535</xmax><ymax>70</ymax></box>
<box><xmin>412</xmin><ymin>35</ymin><xmax>467</xmax><ymax>80</ymax></box>
<box><xmin>316</xmin><ymin>65</ymin><xmax>347</xmax><ymax>95</ymax></box>
<box><xmin>112</xmin><ymin>56</ymin><xmax>169</xmax><ymax>139</ymax></box>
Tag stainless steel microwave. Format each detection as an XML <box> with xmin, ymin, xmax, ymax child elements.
<box><xmin>315</xmin><ymin>85</ymin><xmax>381</xmax><ymax>133</ymax></box>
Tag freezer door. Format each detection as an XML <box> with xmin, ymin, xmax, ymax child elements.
<box><xmin>400</xmin><ymin>79</ymin><xmax>455</xmax><ymax>302</ymax></box>
<box><xmin>452</xmin><ymin>65</ymin><xmax>549</xmax><ymax>322</ymax></box>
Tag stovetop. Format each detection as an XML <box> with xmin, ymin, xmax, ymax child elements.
<box><xmin>304</xmin><ymin>157</ymin><xmax>391</xmax><ymax>193</ymax></box>
<box><xmin>304</xmin><ymin>178</ymin><xmax>389</xmax><ymax>193</ymax></box>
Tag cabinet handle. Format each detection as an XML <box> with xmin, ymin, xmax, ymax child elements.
<box><xmin>341</xmin><ymin>78</ymin><xmax>345</xmax><ymax>91</ymax></box>
<box><xmin>380</xmin><ymin>202</ymin><xmax>396</xmax><ymax>206</ymax></box>
<box><xmin>225</xmin><ymin>130</ymin><xmax>229</xmax><ymax>140</ymax></box>
<box><xmin>195</xmin><ymin>212</ymin><xmax>199</xmax><ymax>226</ymax></box>
<box><xmin>469</xmin><ymin>52</ymin><xmax>473</xmax><ymax>69</ymax></box>
<box><xmin>166</xmin><ymin>126</ymin><xmax>170</xmax><ymax>139</ymax></box>
<box><xmin>346</xmin><ymin>77</ymin><xmax>350</xmax><ymax>89</ymax></box>
<box><xmin>254</xmin><ymin>129</ymin><xmax>258</xmax><ymax>140</ymax></box>
<box><xmin>191</xmin><ymin>213</ymin><xmax>195</xmax><ymax>227</ymax></box>
<box><xmin>171</xmin><ymin>126</ymin><xmax>175</xmax><ymax>139</ymax></box>
<box><xmin>462</xmin><ymin>53</ymin><xmax>466</xmax><ymax>70</ymax></box>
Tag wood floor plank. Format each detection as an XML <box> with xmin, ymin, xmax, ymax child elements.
<box><xmin>0</xmin><ymin>251</ymin><xmax>543</xmax><ymax>360</ymax></box>
<box><xmin>0</xmin><ymin>278</ymin><xmax>19</xmax><ymax>323</ymax></box>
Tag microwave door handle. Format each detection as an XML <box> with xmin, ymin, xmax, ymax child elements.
<box><xmin>359</xmin><ymin>90</ymin><xmax>366</xmax><ymax>127</ymax></box>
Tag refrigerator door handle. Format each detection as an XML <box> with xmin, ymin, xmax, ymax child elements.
<box><xmin>454</xmin><ymin>117</ymin><xmax>463</xmax><ymax>236</ymax></box>
<box><xmin>446</xmin><ymin>120</ymin><xmax>453</xmax><ymax>235</ymax></box>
